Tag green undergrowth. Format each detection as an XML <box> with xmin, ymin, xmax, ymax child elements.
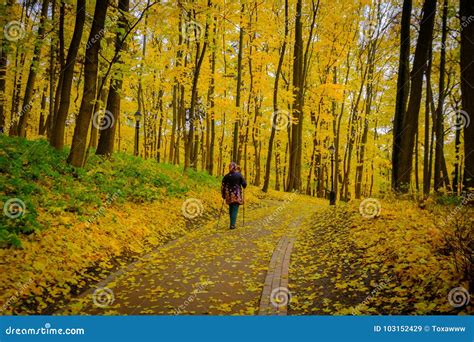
<box><xmin>0</xmin><ymin>135</ymin><xmax>220</xmax><ymax>247</ymax></box>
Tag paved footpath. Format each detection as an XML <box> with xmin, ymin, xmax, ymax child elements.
<box><xmin>61</xmin><ymin>197</ymin><xmax>320</xmax><ymax>315</ymax></box>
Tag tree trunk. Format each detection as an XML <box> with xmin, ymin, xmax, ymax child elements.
<box><xmin>15</xmin><ymin>0</ymin><xmax>49</xmax><ymax>137</ymax></box>
<box><xmin>275</xmin><ymin>139</ymin><xmax>281</xmax><ymax>191</ymax></box>
<box><xmin>185</xmin><ymin>5</ymin><xmax>210</xmax><ymax>170</ymax></box>
<box><xmin>286</xmin><ymin>0</ymin><xmax>304</xmax><ymax>191</ymax></box>
<box><xmin>263</xmin><ymin>0</ymin><xmax>288</xmax><ymax>193</ymax></box>
<box><xmin>8</xmin><ymin>51</ymin><xmax>24</xmax><ymax>136</ymax></box>
<box><xmin>89</xmin><ymin>76</ymin><xmax>108</xmax><ymax>149</ymax></box>
<box><xmin>206</xmin><ymin>15</ymin><xmax>217</xmax><ymax>175</ymax></box>
<box><xmin>306</xmin><ymin>128</ymin><xmax>317</xmax><ymax>195</ymax></box>
<box><xmin>169</xmin><ymin>84</ymin><xmax>178</xmax><ymax>164</ymax></box>
<box><xmin>452</xmin><ymin>102</ymin><xmax>462</xmax><ymax>194</ymax></box>
<box><xmin>50</xmin><ymin>0</ymin><xmax>86</xmax><ymax>149</ymax></box>
<box><xmin>342</xmin><ymin>60</ymin><xmax>368</xmax><ymax>200</ymax></box>
<box><xmin>96</xmin><ymin>0</ymin><xmax>129</xmax><ymax>156</ymax></box>
<box><xmin>434</xmin><ymin>0</ymin><xmax>448</xmax><ymax>191</ymax></box>
<box><xmin>355</xmin><ymin>38</ymin><xmax>376</xmax><ymax>199</ymax></box>
<box><xmin>423</xmin><ymin>47</ymin><xmax>433</xmax><ymax>197</ymax></box>
<box><xmin>38</xmin><ymin>85</ymin><xmax>48</xmax><ymax>135</ymax></box>
<box><xmin>232</xmin><ymin>3</ymin><xmax>244</xmax><ymax>164</ymax></box>
<box><xmin>397</xmin><ymin>0</ymin><xmax>437</xmax><ymax>192</ymax></box>
<box><xmin>67</xmin><ymin>0</ymin><xmax>108</xmax><ymax>166</ymax></box>
<box><xmin>45</xmin><ymin>0</ymin><xmax>57</xmax><ymax>139</ymax></box>
<box><xmin>0</xmin><ymin>0</ymin><xmax>15</xmax><ymax>133</ymax></box>
<box><xmin>460</xmin><ymin>0</ymin><xmax>474</xmax><ymax>192</ymax></box>
<box><xmin>335</xmin><ymin>55</ymin><xmax>352</xmax><ymax>200</ymax></box>
<box><xmin>392</xmin><ymin>0</ymin><xmax>412</xmax><ymax>191</ymax></box>
<box><xmin>50</xmin><ymin>0</ymin><xmax>65</xmax><ymax>138</ymax></box>
<box><xmin>156</xmin><ymin>89</ymin><xmax>164</xmax><ymax>162</ymax></box>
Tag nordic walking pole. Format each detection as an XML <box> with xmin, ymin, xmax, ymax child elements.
<box><xmin>242</xmin><ymin>189</ymin><xmax>245</xmax><ymax>227</ymax></box>
<box><xmin>216</xmin><ymin>199</ymin><xmax>225</xmax><ymax>229</ymax></box>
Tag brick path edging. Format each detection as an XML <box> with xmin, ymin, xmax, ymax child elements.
<box><xmin>258</xmin><ymin>236</ymin><xmax>295</xmax><ymax>315</ymax></box>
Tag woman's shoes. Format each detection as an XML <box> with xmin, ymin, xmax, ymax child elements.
<box><xmin>230</xmin><ymin>225</ymin><xmax>236</xmax><ymax>230</ymax></box>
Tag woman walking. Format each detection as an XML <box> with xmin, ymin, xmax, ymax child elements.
<box><xmin>221</xmin><ymin>162</ymin><xmax>247</xmax><ymax>229</ymax></box>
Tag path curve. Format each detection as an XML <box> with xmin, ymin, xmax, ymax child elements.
<box><xmin>60</xmin><ymin>197</ymin><xmax>320</xmax><ymax>315</ymax></box>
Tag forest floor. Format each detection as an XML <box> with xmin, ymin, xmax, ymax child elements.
<box><xmin>59</xmin><ymin>197</ymin><xmax>322</xmax><ymax>315</ymax></box>
<box><xmin>57</xmin><ymin>193</ymin><xmax>472</xmax><ymax>316</ymax></box>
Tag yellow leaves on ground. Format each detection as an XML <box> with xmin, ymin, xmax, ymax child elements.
<box><xmin>59</xmin><ymin>194</ymin><xmax>321</xmax><ymax>316</ymax></box>
<box><xmin>0</xmin><ymin>188</ymin><xmax>224</xmax><ymax>314</ymax></box>
<box><xmin>2</xmin><ymin>186</ymin><xmax>470</xmax><ymax>316</ymax></box>
<box><xmin>289</xmin><ymin>198</ymin><xmax>473</xmax><ymax>315</ymax></box>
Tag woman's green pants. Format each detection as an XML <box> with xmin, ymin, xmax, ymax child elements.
<box><xmin>229</xmin><ymin>203</ymin><xmax>239</xmax><ymax>227</ymax></box>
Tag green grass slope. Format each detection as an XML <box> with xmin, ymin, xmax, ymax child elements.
<box><xmin>0</xmin><ymin>135</ymin><xmax>219</xmax><ymax>247</ymax></box>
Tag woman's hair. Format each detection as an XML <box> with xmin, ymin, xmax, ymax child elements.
<box><xmin>229</xmin><ymin>162</ymin><xmax>237</xmax><ymax>172</ymax></box>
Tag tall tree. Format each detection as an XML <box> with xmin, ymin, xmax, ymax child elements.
<box><xmin>263</xmin><ymin>0</ymin><xmax>288</xmax><ymax>193</ymax></box>
<box><xmin>49</xmin><ymin>0</ymin><xmax>66</xmax><ymax>138</ymax></box>
<box><xmin>396</xmin><ymin>0</ymin><xmax>437</xmax><ymax>192</ymax></box>
<box><xmin>44</xmin><ymin>0</ymin><xmax>57</xmax><ymax>137</ymax></box>
<box><xmin>206</xmin><ymin>13</ymin><xmax>217</xmax><ymax>175</ymax></box>
<box><xmin>67</xmin><ymin>0</ymin><xmax>108</xmax><ymax>166</ymax></box>
<box><xmin>0</xmin><ymin>0</ymin><xmax>15</xmax><ymax>134</ymax></box>
<box><xmin>185</xmin><ymin>3</ymin><xmax>210</xmax><ymax>170</ymax></box>
<box><xmin>452</xmin><ymin>97</ymin><xmax>462</xmax><ymax>193</ymax></box>
<box><xmin>392</xmin><ymin>0</ymin><xmax>412</xmax><ymax>191</ymax></box>
<box><xmin>434</xmin><ymin>0</ymin><xmax>448</xmax><ymax>191</ymax></box>
<box><xmin>232</xmin><ymin>2</ymin><xmax>244</xmax><ymax>164</ymax></box>
<box><xmin>286</xmin><ymin>0</ymin><xmax>304</xmax><ymax>191</ymax></box>
<box><xmin>460</xmin><ymin>0</ymin><xmax>474</xmax><ymax>192</ymax></box>
<box><xmin>423</xmin><ymin>45</ymin><xmax>433</xmax><ymax>196</ymax></box>
<box><xmin>50</xmin><ymin>0</ymin><xmax>86</xmax><ymax>149</ymax></box>
<box><xmin>15</xmin><ymin>0</ymin><xmax>50</xmax><ymax>137</ymax></box>
<box><xmin>96</xmin><ymin>0</ymin><xmax>130</xmax><ymax>156</ymax></box>
<box><xmin>168</xmin><ymin>10</ymin><xmax>183</xmax><ymax>165</ymax></box>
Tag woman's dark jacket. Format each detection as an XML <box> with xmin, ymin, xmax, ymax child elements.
<box><xmin>221</xmin><ymin>172</ymin><xmax>247</xmax><ymax>204</ymax></box>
